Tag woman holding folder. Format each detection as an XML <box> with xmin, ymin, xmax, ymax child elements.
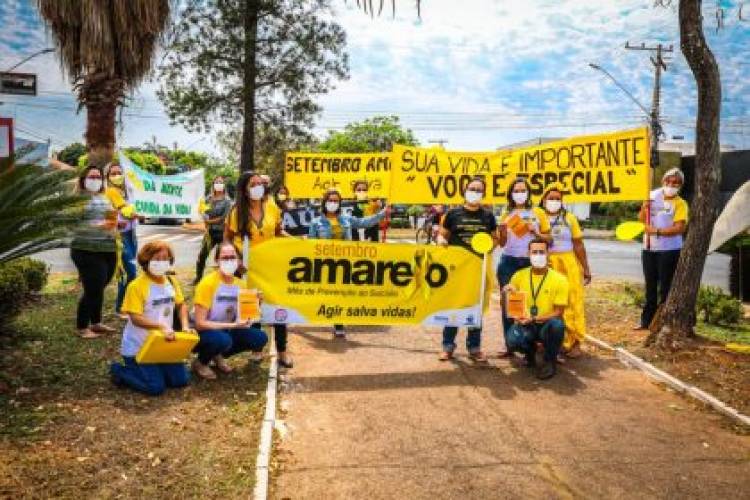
<box><xmin>192</xmin><ymin>243</ymin><xmax>268</xmax><ymax>380</ymax></box>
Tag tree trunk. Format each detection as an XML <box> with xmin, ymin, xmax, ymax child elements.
<box><xmin>240</xmin><ymin>0</ymin><xmax>259</xmax><ymax>172</ymax></box>
<box><xmin>647</xmin><ymin>0</ymin><xmax>722</xmax><ymax>349</ymax></box>
<box><xmin>82</xmin><ymin>76</ymin><xmax>119</xmax><ymax>168</ymax></box>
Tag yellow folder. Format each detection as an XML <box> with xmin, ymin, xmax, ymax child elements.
<box><xmin>135</xmin><ymin>330</ymin><xmax>200</xmax><ymax>364</ymax></box>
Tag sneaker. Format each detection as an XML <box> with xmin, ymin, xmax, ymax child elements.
<box><xmin>277</xmin><ymin>353</ymin><xmax>294</xmax><ymax>369</ymax></box>
<box><xmin>213</xmin><ymin>355</ymin><xmax>233</xmax><ymax>374</ymax></box>
<box><xmin>438</xmin><ymin>351</ymin><xmax>453</xmax><ymax>361</ymax></box>
<box><xmin>333</xmin><ymin>327</ymin><xmax>346</xmax><ymax>339</ymax></box>
<box><xmin>468</xmin><ymin>351</ymin><xmax>488</xmax><ymax>363</ymax></box>
<box><xmin>536</xmin><ymin>360</ymin><xmax>557</xmax><ymax>380</ymax></box>
<box><xmin>192</xmin><ymin>359</ymin><xmax>217</xmax><ymax>380</ymax></box>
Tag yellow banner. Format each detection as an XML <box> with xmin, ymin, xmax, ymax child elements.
<box><xmin>389</xmin><ymin>128</ymin><xmax>650</xmax><ymax>204</ymax></box>
<box><xmin>284</xmin><ymin>152</ymin><xmax>391</xmax><ymax>199</ymax></box>
<box><xmin>248</xmin><ymin>238</ymin><xmax>487</xmax><ymax>326</ymax></box>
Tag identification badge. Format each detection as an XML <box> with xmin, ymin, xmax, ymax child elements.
<box><xmin>530</xmin><ymin>305</ymin><xmax>538</xmax><ymax>317</ymax></box>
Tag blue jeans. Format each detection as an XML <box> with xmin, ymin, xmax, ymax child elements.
<box><xmin>497</xmin><ymin>254</ymin><xmax>531</xmax><ymax>340</ymax></box>
<box><xmin>116</xmin><ymin>229</ymin><xmax>138</xmax><ymax>313</ymax></box>
<box><xmin>505</xmin><ymin>318</ymin><xmax>565</xmax><ymax>363</ymax></box>
<box><xmin>442</xmin><ymin>327</ymin><xmax>482</xmax><ymax>354</ymax></box>
<box><xmin>110</xmin><ymin>356</ymin><xmax>190</xmax><ymax>396</ymax></box>
<box><xmin>194</xmin><ymin>327</ymin><xmax>268</xmax><ymax>364</ymax></box>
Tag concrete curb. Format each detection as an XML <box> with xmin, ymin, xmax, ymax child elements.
<box><xmin>253</xmin><ymin>334</ymin><xmax>278</xmax><ymax>500</ymax></box>
<box><xmin>585</xmin><ymin>334</ymin><xmax>750</xmax><ymax>427</ymax></box>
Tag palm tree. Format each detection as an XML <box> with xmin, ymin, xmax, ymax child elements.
<box><xmin>36</xmin><ymin>1</ymin><xmax>172</xmax><ymax>168</ymax></box>
<box><xmin>0</xmin><ymin>154</ymin><xmax>85</xmax><ymax>263</ymax></box>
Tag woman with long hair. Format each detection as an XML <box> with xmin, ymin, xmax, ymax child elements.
<box><xmin>225</xmin><ymin>171</ymin><xmax>293</xmax><ymax>368</ymax></box>
<box><xmin>105</xmin><ymin>162</ymin><xmax>138</xmax><ymax>317</ymax></box>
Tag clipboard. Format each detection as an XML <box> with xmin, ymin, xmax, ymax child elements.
<box><xmin>135</xmin><ymin>330</ymin><xmax>200</xmax><ymax>364</ymax></box>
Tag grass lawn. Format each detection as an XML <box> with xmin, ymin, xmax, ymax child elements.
<box><xmin>0</xmin><ymin>270</ymin><xmax>268</xmax><ymax>498</ymax></box>
<box><xmin>586</xmin><ymin>281</ymin><xmax>750</xmax><ymax>420</ymax></box>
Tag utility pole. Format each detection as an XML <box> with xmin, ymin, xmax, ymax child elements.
<box><xmin>625</xmin><ymin>42</ymin><xmax>673</xmax><ymax>167</ymax></box>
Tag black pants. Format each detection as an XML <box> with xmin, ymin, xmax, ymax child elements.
<box><xmin>252</xmin><ymin>322</ymin><xmax>288</xmax><ymax>353</ymax></box>
<box><xmin>640</xmin><ymin>249</ymin><xmax>681</xmax><ymax>327</ymax></box>
<box><xmin>195</xmin><ymin>231</ymin><xmax>223</xmax><ymax>281</ymax></box>
<box><xmin>71</xmin><ymin>249</ymin><xmax>117</xmax><ymax>329</ymax></box>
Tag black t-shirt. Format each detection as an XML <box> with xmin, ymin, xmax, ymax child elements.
<box><xmin>442</xmin><ymin>206</ymin><xmax>497</xmax><ymax>255</ymax></box>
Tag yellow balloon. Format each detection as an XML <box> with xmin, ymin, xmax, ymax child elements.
<box><xmin>470</xmin><ymin>232</ymin><xmax>493</xmax><ymax>254</ymax></box>
<box><xmin>615</xmin><ymin>221</ymin><xmax>645</xmax><ymax>241</ymax></box>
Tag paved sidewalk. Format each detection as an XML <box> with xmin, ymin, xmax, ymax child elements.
<box><xmin>272</xmin><ymin>310</ymin><xmax>750</xmax><ymax>499</ymax></box>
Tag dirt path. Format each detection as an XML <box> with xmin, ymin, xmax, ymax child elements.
<box><xmin>272</xmin><ymin>309</ymin><xmax>750</xmax><ymax>499</ymax></box>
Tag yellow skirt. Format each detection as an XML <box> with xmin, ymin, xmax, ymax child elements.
<box><xmin>549</xmin><ymin>251</ymin><xmax>586</xmax><ymax>349</ymax></box>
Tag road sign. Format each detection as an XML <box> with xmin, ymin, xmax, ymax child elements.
<box><xmin>0</xmin><ymin>72</ymin><xmax>37</xmax><ymax>96</ymax></box>
<box><xmin>0</xmin><ymin>117</ymin><xmax>13</xmax><ymax>159</ymax></box>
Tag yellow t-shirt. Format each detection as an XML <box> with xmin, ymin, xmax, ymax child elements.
<box><xmin>194</xmin><ymin>271</ymin><xmax>244</xmax><ymax>323</ymax></box>
<box><xmin>509</xmin><ymin>267</ymin><xmax>569</xmax><ymax>317</ymax></box>
<box><xmin>327</xmin><ymin>215</ymin><xmax>343</xmax><ymax>240</ymax></box>
<box><xmin>120</xmin><ymin>274</ymin><xmax>185</xmax><ymax>356</ymax></box>
<box><xmin>226</xmin><ymin>201</ymin><xmax>280</xmax><ymax>249</ymax></box>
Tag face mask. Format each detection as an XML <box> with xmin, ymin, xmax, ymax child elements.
<box><xmin>325</xmin><ymin>201</ymin><xmax>340</xmax><ymax>213</ymax></box>
<box><xmin>108</xmin><ymin>174</ymin><xmax>124</xmax><ymax>186</ymax></box>
<box><xmin>663</xmin><ymin>186</ymin><xmax>679</xmax><ymax>198</ymax></box>
<box><xmin>465</xmin><ymin>190</ymin><xmax>483</xmax><ymax>204</ymax></box>
<box><xmin>148</xmin><ymin>259</ymin><xmax>171</xmax><ymax>277</ymax></box>
<box><xmin>84</xmin><ymin>178</ymin><xmax>103</xmax><ymax>193</ymax></box>
<box><xmin>530</xmin><ymin>254</ymin><xmax>547</xmax><ymax>269</ymax></box>
<box><xmin>277</xmin><ymin>194</ymin><xmax>287</xmax><ymax>201</ymax></box>
<box><xmin>545</xmin><ymin>200</ymin><xmax>562</xmax><ymax>213</ymax></box>
<box><xmin>355</xmin><ymin>191</ymin><xmax>368</xmax><ymax>201</ymax></box>
<box><xmin>511</xmin><ymin>191</ymin><xmax>528</xmax><ymax>205</ymax></box>
<box><xmin>214</xmin><ymin>182</ymin><xmax>225</xmax><ymax>192</ymax></box>
<box><xmin>219</xmin><ymin>259</ymin><xmax>238</xmax><ymax>276</ymax></box>
<box><xmin>248</xmin><ymin>185</ymin><xmax>265</xmax><ymax>200</ymax></box>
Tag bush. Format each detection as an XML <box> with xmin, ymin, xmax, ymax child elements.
<box><xmin>622</xmin><ymin>283</ymin><xmax>645</xmax><ymax>308</ymax></box>
<box><xmin>0</xmin><ymin>258</ymin><xmax>48</xmax><ymax>322</ymax></box>
<box><xmin>388</xmin><ymin>217</ymin><xmax>411</xmax><ymax>229</ymax></box>
<box><xmin>697</xmin><ymin>285</ymin><xmax>742</xmax><ymax>325</ymax></box>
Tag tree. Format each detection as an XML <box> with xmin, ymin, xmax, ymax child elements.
<box><xmin>0</xmin><ymin>155</ymin><xmax>84</xmax><ymax>263</ymax></box>
<box><xmin>36</xmin><ymin>1</ymin><xmax>172</xmax><ymax>168</ymax></box>
<box><xmin>647</xmin><ymin>0</ymin><xmax>723</xmax><ymax>348</ymax></box>
<box><xmin>317</xmin><ymin>115</ymin><xmax>419</xmax><ymax>153</ymax></box>
<box><xmin>57</xmin><ymin>142</ymin><xmax>86</xmax><ymax>167</ymax></box>
<box><xmin>158</xmin><ymin>0</ymin><xmax>349</xmax><ymax>171</ymax></box>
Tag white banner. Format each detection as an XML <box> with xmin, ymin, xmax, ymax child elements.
<box><xmin>119</xmin><ymin>152</ymin><xmax>205</xmax><ymax>220</ymax></box>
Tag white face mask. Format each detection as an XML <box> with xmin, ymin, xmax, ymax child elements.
<box><xmin>545</xmin><ymin>199</ymin><xmax>562</xmax><ymax>213</ymax></box>
<box><xmin>325</xmin><ymin>201</ymin><xmax>340</xmax><ymax>214</ymax></box>
<box><xmin>248</xmin><ymin>185</ymin><xmax>265</xmax><ymax>200</ymax></box>
<box><xmin>148</xmin><ymin>259</ymin><xmax>171</xmax><ymax>277</ymax></box>
<box><xmin>214</xmin><ymin>182</ymin><xmax>225</xmax><ymax>192</ymax></box>
<box><xmin>219</xmin><ymin>259</ymin><xmax>238</xmax><ymax>276</ymax></box>
<box><xmin>84</xmin><ymin>178</ymin><xmax>103</xmax><ymax>193</ymax></box>
<box><xmin>465</xmin><ymin>190</ymin><xmax>483</xmax><ymax>204</ymax></box>
<box><xmin>511</xmin><ymin>191</ymin><xmax>528</xmax><ymax>205</ymax></box>
<box><xmin>663</xmin><ymin>186</ymin><xmax>679</xmax><ymax>198</ymax></box>
<box><xmin>530</xmin><ymin>254</ymin><xmax>548</xmax><ymax>269</ymax></box>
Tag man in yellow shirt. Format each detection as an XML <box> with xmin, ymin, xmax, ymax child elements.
<box><xmin>503</xmin><ymin>238</ymin><xmax>568</xmax><ymax>379</ymax></box>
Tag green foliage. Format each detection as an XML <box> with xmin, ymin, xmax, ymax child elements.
<box><xmin>697</xmin><ymin>286</ymin><xmax>743</xmax><ymax>325</ymax></box>
<box><xmin>0</xmin><ymin>158</ymin><xmax>85</xmax><ymax>263</ymax></box>
<box><xmin>158</xmin><ymin>0</ymin><xmax>349</xmax><ymax>140</ymax></box>
<box><xmin>57</xmin><ymin>142</ymin><xmax>86</xmax><ymax>167</ymax></box>
<box><xmin>0</xmin><ymin>258</ymin><xmax>48</xmax><ymax>324</ymax></box>
<box><xmin>622</xmin><ymin>283</ymin><xmax>646</xmax><ymax>308</ymax></box>
<box><xmin>318</xmin><ymin>116</ymin><xmax>419</xmax><ymax>153</ymax></box>
<box><xmin>406</xmin><ymin>205</ymin><xmax>424</xmax><ymax>217</ymax></box>
<box><xmin>122</xmin><ymin>149</ymin><xmax>166</xmax><ymax>174</ymax></box>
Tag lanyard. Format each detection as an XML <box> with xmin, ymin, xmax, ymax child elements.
<box><xmin>529</xmin><ymin>269</ymin><xmax>549</xmax><ymax>317</ymax></box>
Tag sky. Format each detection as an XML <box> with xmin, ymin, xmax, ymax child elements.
<box><xmin>1</xmin><ymin>0</ymin><xmax>749</xmax><ymax>159</ymax></box>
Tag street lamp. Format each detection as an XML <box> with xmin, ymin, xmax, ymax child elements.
<box><xmin>588</xmin><ymin>63</ymin><xmax>651</xmax><ymax>118</ymax></box>
<box><xmin>4</xmin><ymin>48</ymin><xmax>55</xmax><ymax>72</ymax></box>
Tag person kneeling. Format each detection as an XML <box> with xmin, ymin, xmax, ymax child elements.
<box><xmin>192</xmin><ymin>243</ymin><xmax>268</xmax><ymax>379</ymax></box>
<box><xmin>110</xmin><ymin>241</ymin><xmax>190</xmax><ymax>396</ymax></box>
<box><xmin>503</xmin><ymin>238</ymin><xmax>568</xmax><ymax>380</ymax></box>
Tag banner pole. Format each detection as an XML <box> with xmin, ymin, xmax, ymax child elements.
<box><xmin>476</xmin><ymin>251</ymin><xmax>488</xmax><ymax>328</ymax></box>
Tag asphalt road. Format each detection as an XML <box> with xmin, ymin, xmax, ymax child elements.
<box><xmin>34</xmin><ymin>223</ymin><xmax>731</xmax><ymax>290</ymax></box>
